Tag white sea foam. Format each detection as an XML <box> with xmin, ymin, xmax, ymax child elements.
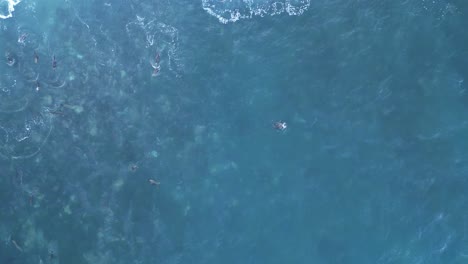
<box><xmin>202</xmin><ymin>0</ymin><xmax>310</xmax><ymax>24</ymax></box>
<box><xmin>0</xmin><ymin>0</ymin><xmax>21</xmax><ymax>19</ymax></box>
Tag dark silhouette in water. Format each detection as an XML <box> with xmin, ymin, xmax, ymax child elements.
<box><xmin>152</xmin><ymin>52</ymin><xmax>161</xmax><ymax>77</ymax></box>
<box><xmin>5</xmin><ymin>52</ymin><xmax>15</xmax><ymax>66</ymax></box>
<box><xmin>52</xmin><ymin>55</ymin><xmax>57</xmax><ymax>69</ymax></box>
<box><xmin>49</xmin><ymin>249</ymin><xmax>56</xmax><ymax>260</ymax></box>
<box><xmin>35</xmin><ymin>80</ymin><xmax>41</xmax><ymax>91</ymax></box>
<box><xmin>34</xmin><ymin>51</ymin><xmax>39</xmax><ymax>64</ymax></box>
<box><xmin>155</xmin><ymin>52</ymin><xmax>160</xmax><ymax>64</ymax></box>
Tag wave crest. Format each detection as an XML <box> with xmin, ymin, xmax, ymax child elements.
<box><xmin>202</xmin><ymin>0</ymin><xmax>310</xmax><ymax>24</ymax></box>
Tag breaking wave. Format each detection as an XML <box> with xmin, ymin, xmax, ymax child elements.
<box><xmin>202</xmin><ymin>0</ymin><xmax>310</xmax><ymax>24</ymax></box>
<box><xmin>0</xmin><ymin>0</ymin><xmax>21</xmax><ymax>19</ymax></box>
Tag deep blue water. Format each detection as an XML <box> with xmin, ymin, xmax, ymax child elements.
<box><xmin>1</xmin><ymin>0</ymin><xmax>468</xmax><ymax>263</ymax></box>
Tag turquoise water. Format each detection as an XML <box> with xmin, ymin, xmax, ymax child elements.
<box><xmin>1</xmin><ymin>0</ymin><xmax>468</xmax><ymax>263</ymax></box>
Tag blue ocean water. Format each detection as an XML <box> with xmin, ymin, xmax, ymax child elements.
<box><xmin>1</xmin><ymin>0</ymin><xmax>468</xmax><ymax>263</ymax></box>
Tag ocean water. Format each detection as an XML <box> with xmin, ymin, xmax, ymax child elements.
<box><xmin>0</xmin><ymin>0</ymin><xmax>467</xmax><ymax>263</ymax></box>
